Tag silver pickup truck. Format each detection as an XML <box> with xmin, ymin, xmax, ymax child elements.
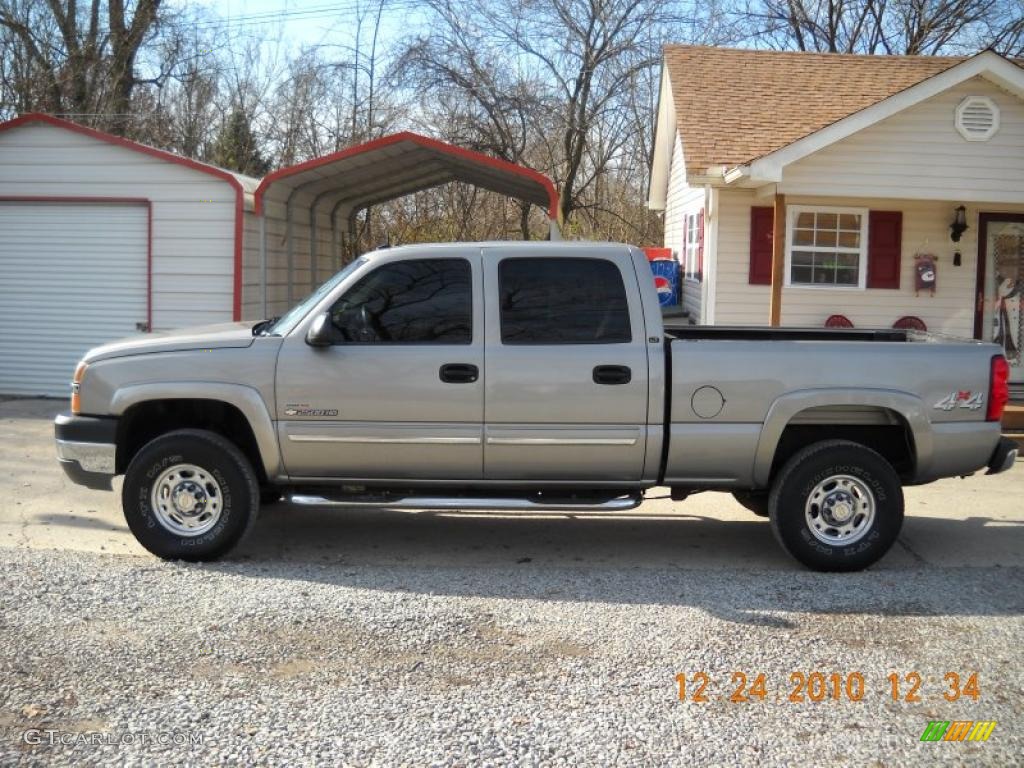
<box><xmin>55</xmin><ymin>241</ymin><xmax>1017</xmax><ymax>571</ymax></box>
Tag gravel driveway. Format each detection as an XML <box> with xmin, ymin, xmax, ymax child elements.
<box><xmin>1</xmin><ymin>398</ymin><xmax>1022</xmax><ymax>766</ymax></box>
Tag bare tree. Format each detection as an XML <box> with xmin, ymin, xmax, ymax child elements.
<box><xmin>0</xmin><ymin>0</ymin><xmax>166</xmax><ymax>133</ymax></box>
<box><xmin>739</xmin><ymin>0</ymin><xmax>1021</xmax><ymax>54</ymax></box>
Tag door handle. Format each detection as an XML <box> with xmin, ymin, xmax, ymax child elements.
<box><xmin>593</xmin><ymin>365</ymin><xmax>632</xmax><ymax>385</ymax></box>
<box><xmin>439</xmin><ymin>363</ymin><xmax>479</xmax><ymax>384</ymax></box>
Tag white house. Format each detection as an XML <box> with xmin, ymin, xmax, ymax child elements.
<box><xmin>649</xmin><ymin>47</ymin><xmax>1024</xmax><ymax>396</ymax></box>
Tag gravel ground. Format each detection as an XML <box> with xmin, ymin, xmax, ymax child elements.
<box><xmin>1</xmin><ymin>547</ymin><xmax>1021</xmax><ymax>766</ymax></box>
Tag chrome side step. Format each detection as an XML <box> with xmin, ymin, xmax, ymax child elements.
<box><xmin>286</xmin><ymin>492</ymin><xmax>644</xmax><ymax>512</ymax></box>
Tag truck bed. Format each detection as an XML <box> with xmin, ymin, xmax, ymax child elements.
<box><xmin>662</xmin><ymin>328</ymin><xmax>1000</xmax><ymax>488</ymax></box>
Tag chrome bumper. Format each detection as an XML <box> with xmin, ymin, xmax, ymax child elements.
<box><xmin>55</xmin><ymin>439</ymin><xmax>116</xmax><ymax>474</ymax></box>
<box><xmin>54</xmin><ymin>412</ymin><xmax>118</xmax><ymax>491</ymax></box>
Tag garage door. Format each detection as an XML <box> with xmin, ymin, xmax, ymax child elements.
<box><xmin>0</xmin><ymin>201</ymin><xmax>148</xmax><ymax>397</ymax></box>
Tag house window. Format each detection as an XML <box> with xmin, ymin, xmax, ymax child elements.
<box><xmin>682</xmin><ymin>210</ymin><xmax>702</xmax><ymax>281</ymax></box>
<box><xmin>787</xmin><ymin>206</ymin><xmax>868</xmax><ymax>289</ymax></box>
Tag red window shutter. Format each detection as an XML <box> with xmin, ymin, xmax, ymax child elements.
<box><xmin>696</xmin><ymin>209</ymin><xmax>705</xmax><ymax>281</ymax></box>
<box><xmin>867</xmin><ymin>211</ymin><xmax>902</xmax><ymax>289</ymax></box>
<box><xmin>749</xmin><ymin>206</ymin><xmax>773</xmax><ymax>285</ymax></box>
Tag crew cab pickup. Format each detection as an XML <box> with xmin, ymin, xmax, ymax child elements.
<box><xmin>55</xmin><ymin>242</ymin><xmax>1017</xmax><ymax>570</ymax></box>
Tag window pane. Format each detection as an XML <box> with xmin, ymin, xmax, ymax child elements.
<box><xmin>815</xmin><ymin>229</ymin><xmax>837</xmax><ymax>247</ymax></box>
<box><xmin>835</xmin><ymin>268</ymin><xmax>859</xmax><ymax>286</ymax></box>
<box><xmin>500</xmin><ymin>258</ymin><xmax>631</xmax><ymax>344</ymax></box>
<box><xmin>838</xmin><ymin>231</ymin><xmax>860</xmax><ymax>248</ymax></box>
<box><xmin>329</xmin><ymin>259</ymin><xmax>472</xmax><ymax>344</ymax></box>
<box><xmin>839</xmin><ymin>213</ymin><xmax>860</xmax><ymax>231</ymax></box>
<box><xmin>817</xmin><ymin>212</ymin><xmax>838</xmax><ymax>229</ymax></box>
<box><xmin>791</xmin><ymin>265</ymin><xmax>813</xmax><ymax>284</ymax></box>
<box><xmin>793</xmin><ymin>228</ymin><xmax>814</xmax><ymax>246</ymax></box>
<box><xmin>790</xmin><ymin>209</ymin><xmax>867</xmax><ymax>288</ymax></box>
<box><xmin>812</xmin><ymin>262</ymin><xmax>838</xmax><ymax>284</ymax></box>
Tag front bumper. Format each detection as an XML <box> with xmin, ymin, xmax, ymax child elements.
<box><xmin>986</xmin><ymin>437</ymin><xmax>1019</xmax><ymax>475</ymax></box>
<box><xmin>54</xmin><ymin>413</ymin><xmax>118</xmax><ymax>491</ymax></box>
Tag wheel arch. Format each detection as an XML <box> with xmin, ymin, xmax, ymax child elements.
<box><xmin>110</xmin><ymin>383</ymin><xmax>281</xmax><ymax>480</ymax></box>
<box><xmin>752</xmin><ymin>389</ymin><xmax>932</xmax><ymax>487</ymax></box>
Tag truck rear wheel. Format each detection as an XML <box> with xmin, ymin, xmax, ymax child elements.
<box><xmin>122</xmin><ymin>429</ymin><xmax>260</xmax><ymax>561</ymax></box>
<box><xmin>768</xmin><ymin>440</ymin><xmax>903</xmax><ymax>572</ymax></box>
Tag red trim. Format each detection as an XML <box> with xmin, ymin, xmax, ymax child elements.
<box><xmin>0</xmin><ymin>113</ymin><xmax>246</xmax><ymax>320</ymax></box>
<box><xmin>749</xmin><ymin>206</ymin><xmax>774</xmax><ymax>285</ymax></box>
<box><xmin>0</xmin><ymin>195</ymin><xmax>153</xmax><ymax>330</ymax></box>
<box><xmin>866</xmin><ymin>210</ymin><xmax>902</xmax><ymax>289</ymax></box>
<box><xmin>696</xmin><ymin>208</ymin><xmax>705</xmax><ymax>281</ymax></box>
<box><xmin>254</xmin><ymin>131</ymin><xmax>560</xmax><ymax>220</ymax></box>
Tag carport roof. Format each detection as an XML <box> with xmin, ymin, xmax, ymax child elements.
<box><xmin>253</xmin><ymin>132</ymin><xmax>560</xmax><ymax>221</ymax></box>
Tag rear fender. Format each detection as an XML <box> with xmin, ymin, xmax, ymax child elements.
<box><xmin>752</xmin><ymin>388</ymin><xmax>931</xmax><ymax>487</ymax></box>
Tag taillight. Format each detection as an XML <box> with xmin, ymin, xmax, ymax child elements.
<box><xmin>987</xmin><ymin>354</ymin><xmax>1009</xmax><ymax>422</ymax></box>
<box><xmin>70</xmin><ymin>361</ymin><xmax>88</xmax><ymax>415</ymax></box>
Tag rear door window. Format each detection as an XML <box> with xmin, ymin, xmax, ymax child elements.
<box><xmin>498</xmin><ymin>257</ymin><xmax>632</xmax><ymax>344</ymax></box>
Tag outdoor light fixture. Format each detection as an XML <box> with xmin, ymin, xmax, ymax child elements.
<box><xmin>950</xmin><ymin>205</ymin><xmax>968</xmax><ymax>242</ymax></box>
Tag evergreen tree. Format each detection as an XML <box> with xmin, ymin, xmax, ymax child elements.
<box><xmin>210</xmin><ymin>110</ymin><xmax>272</xmax><ymax>177</ymax></box>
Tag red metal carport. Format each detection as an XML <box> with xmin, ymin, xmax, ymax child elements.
<box><xmin>251</xmin><ymin>132</ymin><xmax>560</xmax><ymax>317</ymax></box>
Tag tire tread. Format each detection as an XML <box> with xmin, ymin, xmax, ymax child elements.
<box><xmin>768</xmin><ymin>439</ymin><xmax>902</xmax><ymax>571</ymax></box>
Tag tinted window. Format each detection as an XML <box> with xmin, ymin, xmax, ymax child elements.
<box><xmin>499</xmin><ymin>258</ymin><xmax>632</xmax><ymax>344</ymax></box>
<box><xmin>328</xmin><ymin>259</ymin><xmax>472</xmax><ymax>344</ymax></box>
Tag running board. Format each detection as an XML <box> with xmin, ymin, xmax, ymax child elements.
<box><xmin>286</xmin><ymin>492</ymin><xmax>644</xmax><ymax>512</ymax></box>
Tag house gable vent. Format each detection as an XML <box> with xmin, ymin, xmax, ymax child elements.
<box><xmin>955</xmin><ymin>96</ymin><xmax>999</xmax><ymax>141</ymax></box>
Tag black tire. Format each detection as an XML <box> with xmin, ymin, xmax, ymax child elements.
<box><xmin>122</xmin><ymin>429</ymin><xmax>260</xmax><ymax>561</ymax></box>
<box><xmin>768</xmin><ymin>439</ymin><xmax>904</xmax><ymax>572</ymax></box>
<box><xmin>732</xmin><ymin>491</ymin><xmax>769</xmax><ymax>517</ymax></box>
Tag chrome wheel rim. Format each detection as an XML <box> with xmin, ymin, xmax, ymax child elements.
<box><xmin>804</xmin><ymin>474</ymin><xmax>876</xmax><ymax>546</ymax></box>
<box><xmin>150</xmin><ymin>464</ymin><xmax>223</xmax><ymax>536</ymax></box>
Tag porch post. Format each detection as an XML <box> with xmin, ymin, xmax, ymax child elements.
<box><xmin>769</xmin><ymin>193</ymin><xmax>786</xmax><ymax>326</ymax></box>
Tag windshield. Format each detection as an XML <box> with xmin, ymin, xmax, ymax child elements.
<box><xmin>266</xmin><ymin>258</ymin><xmax>367</xmax><ymax>336</ymax></box>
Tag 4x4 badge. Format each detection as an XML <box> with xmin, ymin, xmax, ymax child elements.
<box><xmin>933</xmin><ymin>391</ymin><xmax>983</xmax><ymax>411</ymax></box>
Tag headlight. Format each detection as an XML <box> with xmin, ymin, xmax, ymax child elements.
<box><xmin>71</xmin><ymin>361</ymin><xmax>88</xmax><ymax>414</ymax></box>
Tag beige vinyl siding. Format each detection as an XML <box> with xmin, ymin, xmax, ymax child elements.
<box><xmin>781</xmin><ymin>77</ymin><xmax>1024</xmax><ymax>203</ymax></box>
<box><xmin>0</xmin><ymin>122</ymin><xmax>239</xmax><ymax>330</ymax></box>
<box><xmin>712</xmin><ymin>189</ymin><xmax>1024</xmax><ymax>335</ymax></box>
<box><xmin>713</xmin><ymin>189</ymin><xmax>768</xmax><ymax>325</ymax></box>
<box><xmin>663</xmin><ymin>132</ymin><xmax>705</xmax><ymax>321</ymax></box>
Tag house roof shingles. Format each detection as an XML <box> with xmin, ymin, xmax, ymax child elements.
<box><xmin>664</xmin><ymin>45</ymin><xmax>969</xmax><ymax>175</ymax></box>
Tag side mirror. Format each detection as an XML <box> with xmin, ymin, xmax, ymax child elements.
<box><xmin>305</xmin><ymin>312</ymin><xmax>332</xmax><ymax>348</ymax></box>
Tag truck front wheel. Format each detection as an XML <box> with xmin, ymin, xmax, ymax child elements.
<box><xmin>122</xmin><ymin>429</ymin><xmax>260</xmax><ymax>561</ymax></box>
<box><xmin>768</xmin><ymin>440</ymin><xmax>904</xmax><ymax>572</ymax></box>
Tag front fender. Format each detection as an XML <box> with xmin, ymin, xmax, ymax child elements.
<box><xmin>109</xmin><ymin>382</ymin><xmax>282</xmax><ymax>479</ymax></box>
<box><xmin>752</xmin><ymin>388</ymin><xmax>932</xmax><ymax>487</ymax></box>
